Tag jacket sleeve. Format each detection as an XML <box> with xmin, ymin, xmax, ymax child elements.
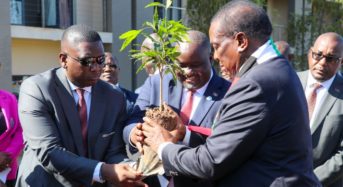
<box><xmin>162</xmin><ymin>79</ymin><xmax>271</xmax><ymax>179</ymax></box>
<box><xmin>313</xmin><ymin>117</ymin><xmax>343</xmax><ymax>186</ymax></box>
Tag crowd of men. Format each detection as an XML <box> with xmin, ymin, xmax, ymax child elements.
<box><xmin>0</xmin><ymin>1</ymin><xmax>342</xmax><ymax>187</ymax></box>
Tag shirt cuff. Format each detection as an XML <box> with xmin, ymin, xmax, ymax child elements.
<box><xmin>181</xmin><ymin>128</ymin><xmax>191</xmax><ymax>145</ymax></box>
<box><xmin>157</xmin><ymin>142</ymin><xmax>173</xmax><ymax>160</ymax></box>
<box><xmin>93</xmin><ymin>162</ymin><xmax>105</xmax><ymax>183</ymax></box>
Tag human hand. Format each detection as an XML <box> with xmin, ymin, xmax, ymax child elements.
<box><xmin>142</xmin><ymin>116</ymin><xmax>186</xmax><ymax>152</ymax></box>
<box><xmin>101</xmin><ymin>163</ymin><xmax>147</xmax><ymax>187</ymax></box>
<box><xmin>0</xmin><ymin>152</ymin><xmax>11</xmax><ymax>172</ymax></box>
<box><xmin>130</xmin><ymin>123</ymin><xmax>145</xmax><ymax>153</ymax></box>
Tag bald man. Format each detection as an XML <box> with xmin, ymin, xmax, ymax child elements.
<box><xmin>140</xmin><ymin>1</ymin><xmax>320</xmax><ymax>186</ymax></box>
<box><xmin>124</xmin><ymin>30</ymin><xmax>230</xmax><ymax>187</ymax></box>
<box><xmin>16</xmin><ymin>24</ymin><xmax>145</xmax><ymax>187</ymax></box>
<box><xmin>298</xmin><ymin>32</ymin><xmax>343</xmax><ymax>187</ymax></box>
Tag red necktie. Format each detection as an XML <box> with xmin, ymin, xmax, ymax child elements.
<box><xmin>307</xmin><ymin>83</ymin><xmax>322</xmax><ymax>121</ymax></box>
<box><xmin>76</xmin><ymin>88</ymin><xmax>88</xmax><ymax>155</ymax></box>
<box><xmin>180</xmin><ymin>90</ymin><xmax>194</xmax><ymax>125</ymax></box>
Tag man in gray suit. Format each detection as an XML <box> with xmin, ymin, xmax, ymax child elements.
<box><xmin>298</xmin><ymin>32</ymin><xmax>343</xmax><ymax>187</ymax></box>
<box><xmin>100</xmin><ymin>52</ymin><xmax>138</xmax><ymax>114</ymax></box>
<box><xmin>140</xmin><ymin>1</ymin><xmax>320</xmax><ymax>186</ymax></box>
<box><xmin>16</xmin><ymin>25</ymin><xmax>145</xmax><ymax>187</ymax></box>
<box><xmin>124</xmin><ymin>30</ymin><xmax>230</xmax><ymax>187</ymax></box>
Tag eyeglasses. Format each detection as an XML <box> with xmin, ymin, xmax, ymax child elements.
<box><xmin>311</xmin><ymin>49</ymin><xmax>342</xmax><ymax>64</ymax></box>
<box><xmin>65</xmin><ymin>54</ymin><xmax>105</xmax><ymax>67</ymax></box>
<box><xmin>103</xmin><ymin>64</ymin><xmax>117</xmax><ymax>69</ymax></box>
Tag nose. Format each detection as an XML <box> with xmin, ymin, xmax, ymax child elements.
<box><xmin>102</xmin><ymin>64</ymin><xmax>112</xmax><ymax>72</ymax></box>
<box><xmin>317</xmin><ymin>57</ymin><xmax>328</xmax><ymax>66</ymax></box>
<box><xmin>213</xmin><ymin>50</ymin><xmax>219</xmax><ymax>62</ymax></box>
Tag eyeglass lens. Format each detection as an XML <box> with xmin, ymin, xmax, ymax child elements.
<box><xmin>312</xmin><ymin>50</ymin><xmax>340</xmax><ymax>63</ymax></box>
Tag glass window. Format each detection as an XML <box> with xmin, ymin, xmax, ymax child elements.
<box><xmin>10</xmin><ymin>0</ymin><xmax>73</xmax><ymax>29</ymax></box>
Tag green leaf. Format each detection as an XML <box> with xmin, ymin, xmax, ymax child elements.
<box><xmin>153</xmin><ymin>7</ymin><xmax>159</xmax><ymax>30</ymax></box>
<box><xmin>145</xmin><ymin>2</ymin><xmax>165</xmax><ymax>8</ymax></box>
<box><xmin>166</xmin><ymin>0</ymin><xmax>173</xmax><ymax>9</ymax></box>
<box><xmin>144</xmin><ymin>21</ymin><xmax>156</xmax><ymax>31</ymax></box>
<box><xmin>119</xmin><ymin>29</ymin><xmax>142</xmax><ymax>51</ymax></box>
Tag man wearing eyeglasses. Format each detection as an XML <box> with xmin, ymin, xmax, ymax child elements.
<box><xmin>16</xmin><ymin>24</ymin><xmax>146</xmax><ymax>187</ymax></box>
<box><xmin>298</xmin><ymin>32</ymin><xmax>343</xmax><ymax>187</ymax></box>
<box><xmin>100</xmin><ymin>52</ymin><xmax>138</xmax><ymax>114</ymax></box>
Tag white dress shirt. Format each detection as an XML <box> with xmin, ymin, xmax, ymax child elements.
<box><xmin>66</xmin><ymin>79</ymin><xmax>104</xmax><ymax>183</ymax></box>
<box><xmin>305</xmin><ymin>73</ymin><xmax>335</xmax><ymax>127</ymax></box>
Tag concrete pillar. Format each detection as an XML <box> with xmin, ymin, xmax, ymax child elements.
<box><xmin>112</xmin><ymin>0</ymin><xmax>153</xmax><ymax>91</ymax></box>
<box><xmin>0</xmin><ymin>0</ymin><xmax>12</xmax><ymax>91</ymax></box>
<box><xmin>267</xmin><ymin>0</ymin><xmax>289</xmax><ymax>41</ymax></box>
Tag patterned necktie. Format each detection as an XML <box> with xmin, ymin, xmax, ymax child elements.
<box><xmin>76</xmin><ymin>88</ymin><xmax>88</xmax><ymax>155</ymax></box>
<box><xmin>180</xmin><ymin>90</ymin><xmax>195</xmax><ymax>125</ymax></box>
<box><xmin>307</xmin><ymin>83</ymin><xmax>322</xmax><ymax>121</ymax></box>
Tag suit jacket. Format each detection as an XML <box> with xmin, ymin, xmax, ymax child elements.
<box><xmin>112</xmin><ymin>85</ymin><xmax>138</xmax><ymax>115</ymax></box>
<box><xmin>298</xmin><ymin>71</ymin><xmax>343</xmax><ymax>187</ymax></box>
<box><xmin>0</xmin><ymin>90</ymin><xmax>24</xmax><ymax>180</ymax></box>
<box><xmin>123</xmin><ymin>71</ymin><xmax>230</xmax><ymax>186</ymax></box>
<box><xmin>16</xmin><ymin>68</ymin><xmax>128</xmax><ymax>187</ymax></box>
<box><xmin>161</xmin><ymin>57</ymin><xmax>321</xmax><ymax>187</ymax></box>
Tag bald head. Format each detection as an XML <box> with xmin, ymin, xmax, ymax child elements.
<box><xmin>308</xmin><ymin>32</ymin><xmax>343</xmax><ymax>82</ymax></box>
<box><xmin>179</xmin><ymin>30</ymin><xmax>211</xmax><ymax>55</ymax></box>
<box><xmin>314</xmin><ymin>32</ymin><xmax>343</xmax><ymax>56</ymax></box>
<box><xmin>61</xmin><ymin>24</ymin><xmax>102</xmax><ymax>49</ymax></box>
<box><xmin>211</xmin><ymin>0</ymin><xmax>272</xmax><ymax>42</ymax></box>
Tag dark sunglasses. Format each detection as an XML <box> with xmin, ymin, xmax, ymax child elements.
<box><xmin>311</xmin><ymin>49</ymin><xmax>342</xmax><ymax>64</ymax></box>
<box><xmin>65</xmin><ymin>54</ymin><xmax>105</xmax><ymax>67</ymax></box>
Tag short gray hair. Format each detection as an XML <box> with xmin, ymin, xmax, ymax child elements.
<box><xmin>212</xmin><ymin>0</ymin><xmax>272</xmax><ymax>41</ymax></box>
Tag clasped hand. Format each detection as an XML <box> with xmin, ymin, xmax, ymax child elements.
<box><xmin>130</xmin><ymin>105</ymin><xmax>186</xmax><ymax>153</ymax></box>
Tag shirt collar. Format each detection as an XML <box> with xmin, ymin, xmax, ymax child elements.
<box><xmin>67</xmin><ymin>79</ymin><xmax>92</xmax><ymax>93</ymax></box>
<box><xmin>307</xmin><ymin>73</ymin><xmax>336</xmax><ymax>91</ymax></box>
<box><xmin>251</xmin><ymin>39</ymin><xmax>279</xmax><ymax>65</ymax></box>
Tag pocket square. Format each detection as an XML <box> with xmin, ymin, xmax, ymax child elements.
<box><xmin>102</xmin><ymin>131</ymin><xmax>115</xmax><ymax>138</ymax></box>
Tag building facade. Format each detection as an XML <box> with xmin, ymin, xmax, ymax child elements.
<box><xmin>1</xmin><ymin>0</ymin><xmax>339</xmax><ymax>93</ymax></box>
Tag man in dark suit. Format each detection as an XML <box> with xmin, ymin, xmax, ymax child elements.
<box><xmin>140</xmin><ymin>1</ymin><xmax>321</xmax><ymax>186</ymax></box>
<box><xmin>100</xmin><ymin>52</ymin><xmax>138</xmax><ymax>114</ymax></box>
<box><xmin>16</xmin><ymin>24</ymin><xmax>145</xmax><ymax>187</ymax></box>
<box><xmin>124</xmin><ymin>30</ymin><xmax>230</xmax><ymax>186</ymax></box>
<box><xmin>298</xmin><ymin>32</ymin><xmax>343</xmax><ymax>187</ymax></box>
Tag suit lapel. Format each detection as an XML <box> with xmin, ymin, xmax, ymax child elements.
<box><xmin>55</xmin><ymin>68</ymin><xmax>85</xmax><ymax>155</ymax></box>
<box><xmin>87</xmin><ymin>83</ymin><xmax>106</xmax><ymax>155</ymax></box>
<box><xmin>191</xmin><ymin>74</ymin><xmax>220</xmax><ymax>125</ymax></box>
<box><xmin>311</xmin><ymin>74</ymin><xmax>343</xmax><ymax>134</ymax></box>
<box><xmin>298</xmin><ymin>71</ymin><xmax>308</xmax><ymax>91</ymax></box>
<box><xmin>236</xmin><ymin>56</ymin><xmax>257</xmax><ymax>77</ymax></box>
<box><xmin>167</xmin><ymin>77</ymin><xmax>183</xmax><ymax>110</ymax></box>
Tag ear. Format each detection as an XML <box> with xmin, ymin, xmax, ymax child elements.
<box><xmin>235</xmin><ymin>32</ymin><xmax>248</xmax><ymax>53</ymax></box>
<box><xmin>59</xmin><ymin>53</ymin><xmax>67</xmax><ymax>68</ymax></box>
